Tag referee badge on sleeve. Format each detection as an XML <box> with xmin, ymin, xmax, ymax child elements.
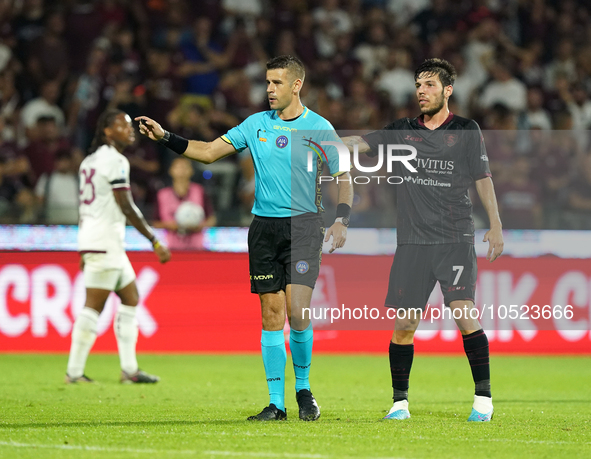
<box><xmin>296</xmin><ymin>260</ymin><xmax>309</xmax><ymax>274</ymax></box>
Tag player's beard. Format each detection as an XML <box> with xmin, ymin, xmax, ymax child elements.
<box><xmin>420</xmin><ymin>89</ymin><xmax>445</xmax><ymax>117</ymax></box>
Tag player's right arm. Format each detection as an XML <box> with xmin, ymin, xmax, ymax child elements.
<box><xmin>135</xmin><ymin>116</ymin><xmax>237</xmax><ymax>164</ymax></box>
<box><xmin>341</xmin><ymin>136</ymin><xmax>371</xmax><ymax>154</ymax></box>
<box><xmin>113</xmin><ymin>188</ymin><xmax>171</xmax><ymax>264</ymax></box>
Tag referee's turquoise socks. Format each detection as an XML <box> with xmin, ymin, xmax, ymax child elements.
<box><xmin>261</xmin><ymin>330</ymin><xmax>287</xmax><ymax>411</ymax></box>
<box><xmin>290</xmin><ymin>323</ymin><xmax>313</xmax><ymax>392</ymax></box>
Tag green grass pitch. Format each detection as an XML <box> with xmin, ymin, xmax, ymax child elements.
<box><xmin>0</xmin><ymin>354</ymin><xmax>589</xmax><ymax>459</ymax></box>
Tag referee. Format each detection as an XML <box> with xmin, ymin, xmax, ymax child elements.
<box><xmin>137</xmin><ymin>55</ymin><xmax>353</xmax><ymax>421</ymax></box>
<box><xmin>343</xmin><ymin>58</ymin><xmax>504</xmax><ymax>422</ymax></box>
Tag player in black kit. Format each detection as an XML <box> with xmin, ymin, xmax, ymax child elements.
<box><xmin>342</xmin><ymin>58</ymin><xmax>504</xmax><ymax>422</ymax></box>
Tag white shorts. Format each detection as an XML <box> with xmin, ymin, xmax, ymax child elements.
<box><xmin>83</xmin><ymin>252</ymin><xmax>136</xmax><ymax>291</ymax></box>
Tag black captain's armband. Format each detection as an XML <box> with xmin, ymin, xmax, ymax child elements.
<box><xmin>158</xmin><ymin>130</ymin><xmax>189</xmax><ymax>155</ymax></box>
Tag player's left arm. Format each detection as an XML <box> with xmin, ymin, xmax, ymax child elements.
<box><xmin>113</xmin><ymin>188</ymin><xmax>171</xmax><ymax>263</ymax></box>
<box><xmin>325</xmin><ymin>172</ymin><xmax>353</xmax><ymax>253</ymax></box>
<box><xmin>475</xmin><ymin>177</ymin><xmax>504</xmax><ymax>262</ymax></box>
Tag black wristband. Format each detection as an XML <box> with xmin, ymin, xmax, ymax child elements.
<box><xmin>336</xmin><ymin>203</ymin><xmax>351</xmax><ymax>219</ymax></box>
<box><xmin>158</xmin><ymin>130</ymin><xmax>189</xmax><ymax>155</ymax></box>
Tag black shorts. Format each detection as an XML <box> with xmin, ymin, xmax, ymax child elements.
<box><xmin>248</xmin><ymin>213</ymin><xmax>325</xmax><ymax>294</ymax></box>
<box><xmin>385</xmin><ymin>243</ymin><xmax>477</xmax><ymax>309</ymax></box>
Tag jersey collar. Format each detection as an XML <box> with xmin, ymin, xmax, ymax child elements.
<box><xmin>416</xmin><ymin>112</ymin><xmax>454</xmax><ymax>129</ymax></box>
<box><xmin>273</xmin><ymin>106</ymin><xmax>308</xmax><ymax>122</ymax></box>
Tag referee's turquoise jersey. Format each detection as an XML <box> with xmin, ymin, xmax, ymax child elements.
<box><xmin>222</xmin><ymin>107</ymin><xmax>347</xmax><ymax>217</ymax></box>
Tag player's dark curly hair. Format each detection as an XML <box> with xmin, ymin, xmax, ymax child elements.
<box><xmin>414</xmin><ymin>58</ymin><xmax>457</xmax><ymax>87</ymax></box>
<box><xmin>88</xmin><ymin>108</ymin><xmax>125</xmax><ymax>154</ymax></box>
<box><xmin>266</xmin><ymin>55</ymin><xmax>305</xmax><ymax>83</ymax></box>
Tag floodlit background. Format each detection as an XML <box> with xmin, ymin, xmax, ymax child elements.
<box><xmin>1</xmin><ymin>0</ymin><xmax>591</xmax><ymax>229</ymax></box>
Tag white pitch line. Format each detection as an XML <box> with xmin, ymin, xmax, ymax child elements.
<box><xmin>483</xmin><ymin>438</ymin><xmax>591</xmax><ymax>446</ymax></box>
<box><xmin>0</xmin><ymin>441</ymin><xmax>328</xmax><ymax>458</ymax></box>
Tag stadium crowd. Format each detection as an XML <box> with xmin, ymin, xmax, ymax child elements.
<box><xmin>1</xmin><ymin>0</ymin><xmax>591</xmax><ymax>229</ymax></box>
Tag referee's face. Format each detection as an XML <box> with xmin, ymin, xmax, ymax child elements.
<box><xmin>266</xmin><ymin>68</ymin><xmax>298</xmax><ymax>111</ymax></box>
<box><xmin>415</xmin><ymin>73</ymin><xmax>450</xmax><ymax>117</ymax></box>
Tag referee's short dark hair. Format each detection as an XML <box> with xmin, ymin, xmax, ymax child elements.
<box><xmin>414</xmin><ymin>58</ymin><xmax>457</xmax><ymax>87</ymax></box>
<box><xmin>266</xmin><ymin>55</ymin><xmax>305</xmax><ymax>83</ymax></box>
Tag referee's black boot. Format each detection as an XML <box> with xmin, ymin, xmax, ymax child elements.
<box><xmin>247</xmin><ymin>404</ymin><xmax>287</xmax><ymax>421</ymax></box>
<box><xmin>296</xmin><ymin>389</ymin><xmax>320</xmax><ymax>421</ymax></box>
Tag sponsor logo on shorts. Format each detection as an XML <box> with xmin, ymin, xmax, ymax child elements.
<box><xmin>267</xmin><ymin>377</ymin><xmax>281</xmax><ymax>381</ymax></box>
<box><xmin>251</xmin><ymin>274</ymin><xmax>274</xmax><ymax>280</ymax></box>
<box><xmin>276</xmin><ymin>135</ymin><xmax>288</xmax><ymax>148</ymax></box>
<box><xmin>296</xmin><ymin>261</ymin><xmax>309</xmax><ymax>274</ymax></box>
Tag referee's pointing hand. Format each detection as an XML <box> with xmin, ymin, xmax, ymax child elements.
<box><xmin>135</xmin><ymin>116</ymin><xmax>165</xmax><ymax>142</ymax></box>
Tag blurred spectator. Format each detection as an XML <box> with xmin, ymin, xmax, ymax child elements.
<box><xmin>65</xmin><ymin>0</ymin><xmax>106</xmax><ymax>73</ymax></box>
<box><xmin>544</xmin><ymin>39</ymin><xmax>577</xmax><ymax>90</ymax></box>
<box><xmin>387</xmin><ymin>0</ymin><xmax>430</xmax><ymax>27</ymax></box>
<box><xmin>294</xmin><ymin>13</ymin><xmax>318</xmax><ymax>67</ymax></box>
<box><xmin>98</xmin><ymin>0</ymin><xmax>130</xmax><ymax>31</ymax></box>
<box><xmin>0</xmin><ymin>0</ymin><xmax>591</xmax><ymax>229</ymax></box>
<box><xmin>111</xmin><ymin>27</ymin><xmax>142</xmax><ymax>78</ymax></box>
<box><xmin>376</xmin><ymin>49</ymin><xmax>416</xmax><ymax>109</ymax></box>
<box><xmin>560</xmin><ymin>83</ymin><xmax>591</xmax><ymax>131</ymax></box>
<box><xmin>34</xmin><ymin>149</ymin><xmax>78</xmax><ymax>224</ymax></box>
<box><xmin>23</xmin><ymin>116</ymin><xmax>78</xmax><ymax>183</ymax></box>
<box><xmin>480</xmin><ymin>61</ymin><xmax>527</xmax><ymax>113</ymax></box>
<box><xmin>463</xmin><ymin>18</ymin><xmax>497</xmax><ymax>88</ymax></box>
<box><xmin>154</xmin><ymin>157</ymin><xmax>216</xmax><ymax>250</ymax></box>
<box><xmin>447</xmin><ymin>53</ymin><xmax>478</xmax><ymax>117</ymax></box>
<box><xmin>222</xmin><ymin>0</ymin><xmax>263</xmax><ymax>34</ymax></box>
<box><xmin>123</xmin><ymin>137</ymin><xmax>160</xmax><ymax>215</ymax></box>
<box><xmin>274</xmin><ymin>29</ymin><xmax>298</xmax><ymax>60</ymax></box>
<box><xmin>517</xmin><ymin>0</ymin><xmax>550</xmax><ymax>46</ymax></box>
<box><xmin>168</xmin><ymin>104</ymin><xmax>215</xmax><ymax>142</ymax></box>
<box><xmin>353</xmin><ymin>22</ymin><xmax>389</xmax><ymax>80</ymax></box>
<box><xmin>20</xmin><ymin>79</ymin><xmax>65</xmax><ymax>134</ymax></box>
<box><xmin>109</xmin><ymin>75</ymin><xmax>144</xmax><ymax>118</ymax></box>
<box><xmin>496</xmin><ymin>156</ymin><xmax>543</xmax><ymax>229</ymax></box>
<box><xmin>0</xmin><ymin>68</ymin><xmax>22</xmax><ymax>143</ymax></box>
<box><xmin>253</xmin><ymin>17</ymin><xmax>274</xmax><ymax>61</ymax></box>
<box><xmin>411</xmin><ymin>0</ymin><xmax>457</xmax><ymax>43</ymax></box>
<box><xmin>144</xmin><ymin>46</ymin><xmax>183</xmax><ymax>121</ymax></box>
<box><xmin>330</xmin><ymin>33</ymin><xmax>362</xmax><ymax>93</ymax></box>
<box><xmin>12</xmin><ymin>0</ymin><xmax>45</xmax><ymax>59</ymax></box>
<box><xmin>0</xmin><ymin>114</ymin><xmax>34</xmax><ymax>187</ymax></box>
<box><xmin>68</xmin><ymin>48</ymin><xmax>107</xmax><ymax>151</ymax></box>
<box><xmin>26</xmin><ymin>10</ymin><xmax>68</xmax><ymax>87</ymax></box>
<box><xmin>178</xmin><ymin>17</ymin><xmax>228</xmax><ymax>98</ymax></box>
<box><xmin>482</xmin><ymin>105</ymin><xmax>518</xmax><ymax>181</ymax></box>
<box><xmin>524</xmin><ymin>87</ymin><xmax>552</xmax><ymax>130</ymax></box>
<box><xmin>313</xmin><ymin>0</ymin><xmax>353</xmax><ymax>58</ymax></box>
<box><xmin>565</xmin><ymin>154</ymin><xmax>591</xmax><ymax>229</ymax></box>
<box><xmin>0</xmin><ymin>157</ymin><xmax>20</xmax><ymax>221</ymax></box>
<box><xmin>527</xmin><ymin>128</ymin><xmax>573</xmax><ymax>228</ymax></box>
<box><xmin>343</xmin><ymin>78</ymin><xmax>380</xmax><ymax>129</ymax></box>
<box><xmin>515</xmin><ymin>41</ymin><xmax>545</xmax><ymax>87</ymax></box>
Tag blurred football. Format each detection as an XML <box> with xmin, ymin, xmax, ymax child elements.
<box><xmin>174</xmin><ymin>201</ymin><xmax>205</xmax><ymax>228</ymax></box>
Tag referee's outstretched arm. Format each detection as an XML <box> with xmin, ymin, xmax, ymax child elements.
<box><xmin>135</xmin><ymin>116</ymin><xmax>236</xmax><ymax>164</ymax></box>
